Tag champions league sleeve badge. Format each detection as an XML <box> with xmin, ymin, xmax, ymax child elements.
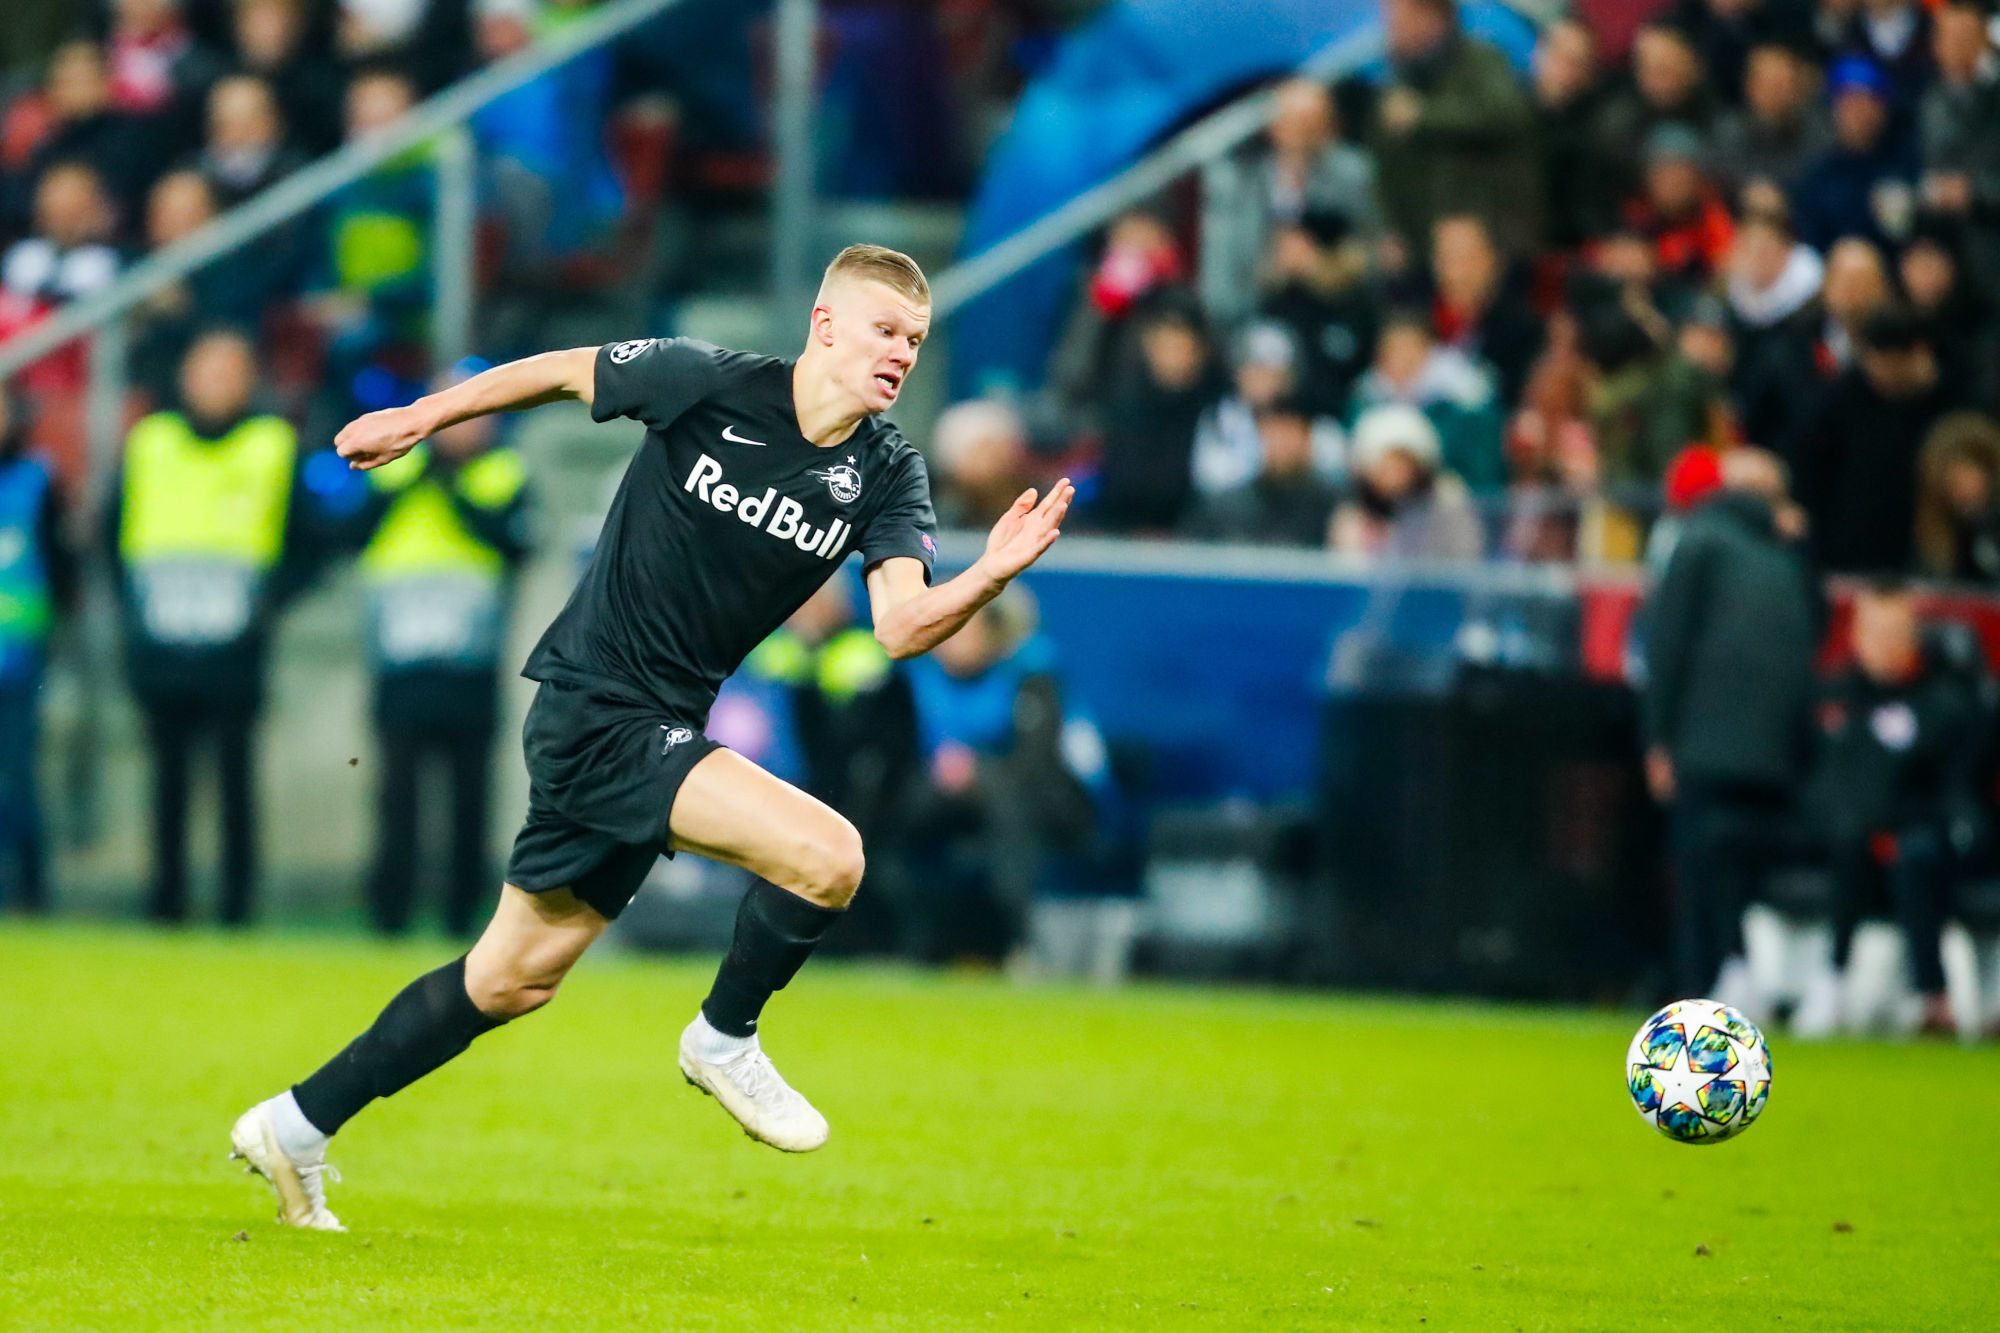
<box><xmin>609</xmin><ymin>339</ymin><xmax>655</xmax><ymax>364</ymax></box>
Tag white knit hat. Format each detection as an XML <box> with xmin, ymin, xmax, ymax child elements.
<box><xmin>1351</xmin><ymin>403</ymin><xmax>1442</xmax><ymax>473</ymax></box>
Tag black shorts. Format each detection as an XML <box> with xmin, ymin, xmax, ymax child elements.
<box><xmin>505</xmin><ymin>679</ymin><xmax>722</xmax><ymax>920</ymax></box>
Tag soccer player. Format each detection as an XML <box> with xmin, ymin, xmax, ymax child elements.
<box><xmin>229</xmin><ymin>245</ymin><xmax>1072</xmax><ymax>1230</ymax></box>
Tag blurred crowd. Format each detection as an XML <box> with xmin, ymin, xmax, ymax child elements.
<box><xmin>7</xmin><ymin>0</ymin><xmax>2000</xmax><ymax>1017</ymax></box>
<box><xmin>0</xmin><ymin>0</ymin><xmax>1067</xmax><ymax>479</ymax></box>
<box><xmin>2</xmin><ymin>332</ymin><xmax>1129</xmax><ymax>970</ymax></box>
<box><xmin>937</xmin><ymin>0</ymin><xmax>2000</xmax><ymax>587</ymax></box>
<box><xmin>1645</xmin><ymin>448</ymin><xmax>2000</xmax><ymax>1038</ymax></box>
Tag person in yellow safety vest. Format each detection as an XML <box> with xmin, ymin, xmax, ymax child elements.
<box><xmin>718</xmin><ymin>578</ymin><xmax>917</xmax><ymax>953</ymax></box>
<box><xmin>0</xmin><ymin>384</ymin><xmax>78</xmax><ymax>914</ymax></box>
<box><xmin>347</xmin><ymin>361</ymin><xmax>531</xmax><ymax>937</ymax></box>
<box><xmin>736</xmin><ymin>577</ymin><xmax>915</xmax><ymax>820</ymax></box>
<box><xmin>109</xmin><ymin>328</ymin><xmax>323</xmax><ymax>926</ymax></box>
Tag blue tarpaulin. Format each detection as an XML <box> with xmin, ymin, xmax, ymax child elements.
<box><xmin>948</xmin><ymin>0</ymin><xmax>1535</xmax><ymax>399</ymax></box>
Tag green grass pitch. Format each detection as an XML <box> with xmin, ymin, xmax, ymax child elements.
<box><xmin>1</xmin><ymin>924</ymin><xmax>1993</xmax><ymax>1331</ymax></box>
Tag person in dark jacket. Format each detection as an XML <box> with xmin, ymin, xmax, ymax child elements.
<box><xmin>1428</xmin><ymin>213</ymin><xmax>1544</xmax><ymax>407</ymax></box>
<box><xmin>1255</xmin><ymin>208</ymin><xmax>1380</xmax><ymax>417</ymax></box>
<box><xmin>2</xmin><ymin>40</ymin><xmax>154</xmax><ymax>234</ymax></box>
<box><xmin>1665</xmin><ymin>0</ymin><xmax>1817</xmax><ymax>112</ymax></box>
<box><xmin>1372</xmin><ymin>0</ymin><xmax>1543</xmax><ymax>263</ymax></box>
<box><xmin>1791</xmin><ymin>56</ymin><xmax>1920</xmax><ymax>253</ymax></box>
<box><xmin>1643</xmin><ymin>447</ymin><xmax>1820</xmax><ymax>1006</ymax></box>
<box><xmin>108</xmin><ymin>328</ymin><xmax>322</xmax><ymax>924</ymax></box>
<box><xmin>1087</xmin><ymin>296</ymin><xmax>1226</xmax><ymax>534</ymax></box>
<box><xmin>1808</xmin><ymin>579</ymin><xmax>1982</xmax><ymax>1035</ymax></box>
<box><xmin>1182</xmin><ymin>397</ymin><xmax>1340</xmax><ymax>547</ymax></box>
<box><xmin>1792</xmin><ymin>303</ymin><xmax>1961</xmax><ymax>573</ymax></box>
<box><xmin>1918</xmin><ymin>0</ymin><xmax>2000</xmax><ymax>302</ymax></box>
<box><xmin>1898</xmin><ymin>217</ymin><xmax>1999</xmax><ymax>412</ymax></box>
<box><xmin>1593</xmin><ymin>20</ymin><xmax>1726</xmax><ymax>211</ymax></box>
<box><xmin>1709</xmin><ymin>41</ymin><xmax>1835</xmax><ymax>207</ymax></box>
<box><xmin>1733</xmin><ymin>234</ymin><xmax>1890</xmax><ymax>461</ymax></box>
<box><xmin>1531</xmin><ymin>17</ymin><xmax>1616</xmax><ymax>249</ymax></box>
<box><xmin>1833</xmin><ymin>0</ymin><xmax>1934</xmax><ymax>111</ymax></box>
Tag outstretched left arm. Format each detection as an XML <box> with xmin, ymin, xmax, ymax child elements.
<box><xmin>865</xmin><ymin>479</ymin><xmax>1073</xmax><ymax>660</ymax></box>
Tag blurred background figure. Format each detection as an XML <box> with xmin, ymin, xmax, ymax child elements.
<box><xmin>1201</xmin><ymin>75</ymin><xmax>1376</xmax><ymax>327</ymax></box>
<box><xmin>1085</xmin><ymin>296</ymin><xmax>1224</xmax><ymax>535</ymax></box>
<box><xmin>1918</xmin><ymin>0</ymin><xmax>2000</xmax><ymax>302</ymax></box>
<box><xmin>192</xmin><ymin>73</ymin><xmax>301</xmax><ymax>210</ymax></box>
<box><xmin>1791</xmin><ymin>56</ymin><xmax>1917</xmax><ymax>254</ymax></box>
<box><xmin>1183</xmin><ymin>396</ymin><xmax>1341</xmax><ymax>547</ymax></box>
<box><xmin>1913</xmin><ymin>411</ymin><xmax>2000</xmax><ymax>584</ymax></box>
<box><xmin>1</xmin><ymin>39</ymin><xmax>150</xmax><ymax>233</ymax></box>
<box><xmin>1712</xmin><ymin>40</ymin><xmax>1833</xmax><ymax>212</ymax></box>
<box><xmin>1191</xmin><ymin>320</ymin><xmax>1344</xmax><ymax>499</ymax></box>
<box><xmin>1372</xmin><ymin>0</ymin><xmax>1541</xmax><ymax>264</ymax></box>
<box><xmin>898</xmin><ymin>589</ymin><xmax>1129</xmax><ymax>974</ymax></box>
<box><xmin>343</xmin><ymin>360</ymin><xmax>531</xmax><ymax>938</ymax></box>
<box><xmin>228</xmin><ymin>0</ymin><xmax>344</xmax><ymax>156</ymax></box>
<box><xmin>1428</xmin><ymin>213</ymin><xmax>1542</xmax><ymax>409</ymax></box>
<box><xmin>0</xmin><ymin>383</ymin><xmax>75</xmax><ymax>914</ymax></box>
<box><xmin>110</xmin><ymin>329</ymin><xmax>312</xmax><ymax>924</ymax></box>
<box><xmin>1349</xmin><ymin>310</ymin><xmax>1503</xmax><ymax>494</ymax></box>
<box><xmin>932</xmin><ymin>398</ymin><xmax>1033</xmax><ymax>529</ymax></box>
<box><xmin>1735</xmin><ymin>233</ymin><xmax>1889</xmax><ymax>459</ymax></box>
<box><xmin>1531</xmin><ymin>17</ymin><xmax>1612</xmax><ymax>249</ymax></box>
<box><xmin>714</xmin><ymin>577</ymin><xmax>917</xmax><ymax>956</ymax></box>
<box><xmin>1794</xmin><ymin>304</ymin><xmax>1960</xmax><ymax>574</ymax></box>
<box><xmin>1332</xmin><ymin>402</ymin><xmax>1484</xmax><ymax>560</ymax></box>
<box><xmin>1047</xmin><ymin>207</ymin><xmax>1188</xmax><ymax>438</ymax></box>
<box><xmin>2</xmin><ymin>162</ymin><xmax>121</xmax><ymax>314</ymax></box>
<box><xmin>305</xmin><ymin>66</ymin><xmax>430</xmax><ymax>420</ymax></box>
<box><xmin>1643</xmin><ymin>447</ymin><xmax>1817</xmax><ymax>1013</ymax></box>
<box><xmin>1254</xmin><ymin>208</ymin><xmax>1378</xmax><ymax>416</ymax></box>
<box><xmin>1808</xmin><ymin>579</ymin><xmax>1984</xmax><ymax>1035</ymax></box>
<box><xmin>1596</xmin><ymin>21</ymin><xmax>1720</xmax><ymax>210</ymax></box>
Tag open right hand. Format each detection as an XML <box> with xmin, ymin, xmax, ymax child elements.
<box><xmin>335</xmin><ymin>403</ymin><xmax>433</xmax><ymax>471</ymax></box>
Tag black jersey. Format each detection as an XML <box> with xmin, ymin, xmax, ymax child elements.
<box><xmin>522</xmin><ymin>337</ymin><xmax>938</xmax><ymax>716</ymax></box>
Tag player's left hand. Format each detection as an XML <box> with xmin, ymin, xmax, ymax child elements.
<box><xmin>979</xmin><ymin>478</ymin><xmax>1072</xmax><ymax>581</ymax></box>
<box><xmin>335</xmin><ymin>403</ymin><xmax>433</xmax><ymax>471</ymax></box>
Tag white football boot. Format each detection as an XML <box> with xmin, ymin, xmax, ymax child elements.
<box><xmin>677</xmin><ymin>1021</ymin><xmax>830</xmax><ymax>1152</ymax></box>
<box><xmin>229</xmin><ymin>1104</ymin><xmax>345</xmax><ymax>1231</ymax></box>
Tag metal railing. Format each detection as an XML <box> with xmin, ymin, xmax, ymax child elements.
<box><xmin>929</xmin><ymin>23</ymin><xmax>1383</xmax><ymax>317</ymax></box>
<box><xmin>0</xmin><ymin>0</ymin><xmax>687</xmax><ymax>382</ymax></box>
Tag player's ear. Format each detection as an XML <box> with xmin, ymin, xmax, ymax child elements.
<box><xmin>811</xmin><ymin>302</ymin><xmax>836</xmax><ymax>347</ymax></box>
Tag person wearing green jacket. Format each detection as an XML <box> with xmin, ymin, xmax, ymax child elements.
<box><xmin>1372</xmin><ymin>0</ymin><xmax>1543</xmax><ymax>264</ymax></box>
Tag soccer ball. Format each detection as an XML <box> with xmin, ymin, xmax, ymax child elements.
<box><xmin>1625</xmin><ymin>999</ymin><xmax>1772</xmax><ymax>1144</ymax></box>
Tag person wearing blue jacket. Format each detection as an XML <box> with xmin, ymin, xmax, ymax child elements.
<box><xmin>899</xmin><ymin>588</ymin><xmax>1125</xmax><ymax>963</ymax></box>
<box><xmin>0</xmin><ymin>385</ymin><xmax>77</xmax><ymax>913</ymax></box>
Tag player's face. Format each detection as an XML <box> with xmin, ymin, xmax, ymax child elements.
<box><xmin>821</xmin><ymin>279</ymin><xmax>929</xmax><ymax>413</ymax></box>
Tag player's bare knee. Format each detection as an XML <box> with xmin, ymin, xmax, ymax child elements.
<box><xmin>466</xmin><ymin>953</ymin><xmax>570</xmax><ymax>1019</ymax></box>
<box><xmin>469</xmin><ymin>971</ymin><xmax>561</xmax><ymax>1020</ymax></box>
<box><xmin>796</xmin><ymin>820</ymin><xmax>865</xmax><ymax>907</ymax></box>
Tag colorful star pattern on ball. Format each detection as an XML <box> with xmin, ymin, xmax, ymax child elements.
<box><xmin>1625</xmin><ymin>1000</ymin><xmax>1773</xmax><ymax>1145</ymax></box>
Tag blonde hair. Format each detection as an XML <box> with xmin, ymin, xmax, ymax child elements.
<box><xmin>819</xmin><ymin>244</ymin><xmax>930</xmax><ymax>305</ymax></box>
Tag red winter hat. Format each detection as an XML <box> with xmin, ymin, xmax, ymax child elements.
<box><xmin>1664</xmin><ymin>444</ymin><xmax>1725</xmax><ymax>511</ymax></box>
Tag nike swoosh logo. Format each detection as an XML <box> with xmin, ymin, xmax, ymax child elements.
<box><xmin>721</xmin><ymin>425</ymin><xmax>766</xmax><ymax>446</ymax></box>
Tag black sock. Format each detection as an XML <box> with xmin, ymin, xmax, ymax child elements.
<box><xmin>701</xmin><ymin>881</ymin><xmax>844</xmax><ymax>1037</ymax></box>
<box><xmin>292</xmin><ymin>955</ymin><xmax>503</xmax><ymax>1136</ymax></box>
